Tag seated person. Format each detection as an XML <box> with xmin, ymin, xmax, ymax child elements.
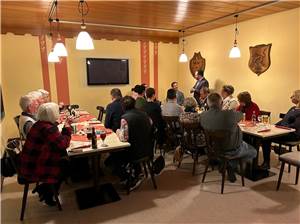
<box><xmin>105</xmin><ymin>96</ymin><xmax>153</xmax><ymax>191</ymax></box>
<box><xmin>180</xmin><ymin>97</ymin><xmax>201</xmax><ymax>123</ymax></box>
<box><xmin>20</xmin><ymin>102</ymin><xmax>72</xmax><ymax>206</ymax></box>
<box><xmin>200</xmin><ymin>93</ymin><xmax>257</xmax><ymax>182</ymax></box>
<box><xmin>261</xmin><ymin>90</ymin><xmax>300</xmax><ymax>169</ymax></box>
<box><xmin>198</xmin><ymin>86</ymin><xmax>210</xmax><ymax>110</ymax></box>
<box><xmin>171</xmin><ymin>81</ymin><xmax>185</xmax><ymax>106</ymax></box>
<box><xmin>18</xmin><ymin>94</ymin><xmax>37</xmax><ymax>139</ymax></box>
<box><xmin>161</xmin><ymin>88</ymin><xmax>183</xmax><ymax>116</ymax></box>
<box><xmin>37</xmin><ymin>89</ymin><xmax>50</xmax><ymax>104</ymax></box>
<box><xmin>143</xmin><ymin>87</ymin><xmax>165</xmax><ymax>145</ymax></box>
<box><xmin>104</xmin><ymin>88</ymin><xmax>124</xmax><ymax>132</ymax></box>
<box><xmin>180</xmin><ymin>97</ymin><xmax>206</xmax><ymax>149</ymax></box>
<box><xmin>221</xmin><ymin>85</ymin><xmax>239</xmax><ymax>110</ymax></box>
<box><xmin>237</xmin><ymin>91</ymin><xmax>260</xmax><ymax>120</ymax></box>
<box><xmin>132</xmin><ymin>85</ymin><xmax>147</xmax><ymax>110</ymax></box>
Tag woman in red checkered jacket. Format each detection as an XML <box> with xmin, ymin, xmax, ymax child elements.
<box><xmin>20</xmin><ymin>102</ymin><xmax>72</xmax><ymax>206</ymax></box>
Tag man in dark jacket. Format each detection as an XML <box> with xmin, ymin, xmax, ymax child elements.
<box><xmin>104</xmin><ymin>88</ymin><xmax>124</xmax><ymax>132</ymax></box>
<box><xmin>190</xmin><ymin>70</ymin><xmax>209</xmax><ymax>106</ymax></box>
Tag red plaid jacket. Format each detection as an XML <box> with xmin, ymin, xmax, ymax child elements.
<box><xmin>20</xmin><ymin>121</ymin><xmax>72</xmax><ymax>183</ymax></box>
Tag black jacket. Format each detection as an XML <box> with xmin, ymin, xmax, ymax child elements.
<box><xmin>104</xmin><ymin>99</ymin><xmax>124</xmax><ymax>132</ymax></box>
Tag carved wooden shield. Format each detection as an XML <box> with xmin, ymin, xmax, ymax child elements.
<box><xmin>189</xmin><ymin>52</ymin><xmax>206</xmax><ymax>77</ymax></box>
<box><xmin>248</xmin><ymin>44</ymin><xmax>272</xmax><ymax>76</ymax></box>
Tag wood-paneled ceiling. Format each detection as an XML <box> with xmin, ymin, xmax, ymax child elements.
<box><xmin>2</xmin><ymin>1</ymin><xmax>300</xmax><ymax>43</ymax></box>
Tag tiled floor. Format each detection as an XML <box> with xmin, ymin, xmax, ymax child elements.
<box><xmin>1</xmin><ymin>152</ymin><xmax>300</xmax><ymax>224</ymax></box>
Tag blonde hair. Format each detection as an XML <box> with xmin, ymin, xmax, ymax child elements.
<box><xmin>37</xmin><ymin>102</ymin><xmax>59</xmax><ymax>124</ymax></box>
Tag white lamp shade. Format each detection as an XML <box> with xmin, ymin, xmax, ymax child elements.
<box><xmin>54</xmin><ymin>42</ymin><xmax>68</xmax><ymax>57</ymax></box>
<box><xmin>48</xmin><ymin>51</ymin><xmax>59</xmax><ymax>63</ymax></box>
<box><xmin>179</xmin><ymin>53</ymin><xmax>188</xmax><ymax>62</ymax></box>
<box><xmin>76</xmin><ymin>31</ymin><xmax>94</xmax><ymax>50</ymax></box>
<box><xmin>229</xmin><ymin>46</ymin><xmax>241</xmax><ymax>58</ymax></box>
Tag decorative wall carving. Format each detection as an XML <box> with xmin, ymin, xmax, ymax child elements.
<box><xmin>248</xmin><ymin>44</ymin><xmax>272</xmax><ymax>76</ymax></box>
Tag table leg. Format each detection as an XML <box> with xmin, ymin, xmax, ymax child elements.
<box><xmin>93</xmin><ymin>154</ymin><xmax>101</xmax><ymax>189</ymax></box>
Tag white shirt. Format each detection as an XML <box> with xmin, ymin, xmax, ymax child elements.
<box><xmin>222</xmin><ymin>96</ymin><xmax>239</xmax><ymax>110</ymax></box>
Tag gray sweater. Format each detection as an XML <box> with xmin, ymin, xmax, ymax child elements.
<box><xmin>200</xmin><ymin>108</ymin><xmax>243</xmax><ymax>151</ymax></box>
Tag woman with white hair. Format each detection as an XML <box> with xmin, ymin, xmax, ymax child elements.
<box><xmin>20</xmin><ymin>102</ymin><xmax>72</xmax><ymax>206</ymax></box>
<box><xmin>261</xmin><ymin>90</ymin><xmax>300</xmax><ymax>169</ymax></box>
<box><xmin>18</xmin><ymin>94</ymin><xmax>37</xmax><ymax>138</ymax></box>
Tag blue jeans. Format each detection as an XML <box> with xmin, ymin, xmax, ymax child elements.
<box><xmin>225</xmin><ymin>141</ymin><xmax>257</xmax><ymax>169</ymax></box>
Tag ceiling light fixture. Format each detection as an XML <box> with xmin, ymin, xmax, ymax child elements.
<box><xmin>51</xmin><ymin>1</ymin><xmax>68</xmax><ymax>57</ymax></box>
<box><xmin>229</xmin><ymin>14</ymin><xmax>241</xmax><ymax>58</ymax></box>
<box><xmin>179</xmin><ymin>30</ymin><xmax>188</xmax><ymax>63</ymax></box>
<box><xmin>76</xmin><ymin>0</ymin><xmax>94</xmax><ymax>50</ymax></box>
<box><xmin>47</xmin><ymin>19</ymin><xmax>60</xmax><ymax>63</ymax></box>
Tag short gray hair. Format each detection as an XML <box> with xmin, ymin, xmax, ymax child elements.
<box><xmin>19</xmin><ymin>95</ymin><xmax>33</xmax><ymax>112</ymax></box>
<box><xmin>37</xmin><ymin>102</ymin><xmax>59</xmax><ymax>123</ymax></box>
<box><xmin>207</xmin><ymin>93</ymin><xmax>222</xmax><ymax>109</ymax></box>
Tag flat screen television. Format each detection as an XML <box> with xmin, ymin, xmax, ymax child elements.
<box><xmin>86</xmin><ymin>58</ymin><xmax>129</xmax><ymax>85</ymax></box>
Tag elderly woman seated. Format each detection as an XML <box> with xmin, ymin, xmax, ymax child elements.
<box><xmin>20</xmin><ymin>102</ymin><xmax>72</xmax><ymax>206</ymax></box>
<box><xmin>18</xmin><ymin>90</ymin><xmax>50</xmax><ymax>138</ymax></box>
<box><xmin>221</xmin><ymin>85</ymin><xmax>239</xmax><ymax>110</ymax></box>
<box><xmin>261</xmin><ymin>90</ymin><xmax>300</xmax><ymax>169</ymax></box>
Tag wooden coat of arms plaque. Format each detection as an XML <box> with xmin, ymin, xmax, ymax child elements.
<box><xmin>248</xmin><ymin>44</ymin><xmax>272</xmax><ymax>76</ymax></box>
<box><xmin>189</xmin><ymin>52</ymin><xmax>206</xmax><ymax>78</ymax></box>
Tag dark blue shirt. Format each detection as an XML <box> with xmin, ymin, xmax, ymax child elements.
<box><xmin>277</xmin><ymin>106</ymin><xmax>300</xmax><ymax>138</ymax></box>
<box><xmin>104</xmin><ymin>99</ymin><xmax>124</xmax><ymax>132</ymax></box>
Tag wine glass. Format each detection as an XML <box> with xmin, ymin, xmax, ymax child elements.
<box><xmin>100</xmin><ymin>131</ymin><xmax>108</xmax><ymax>147</ymax></box>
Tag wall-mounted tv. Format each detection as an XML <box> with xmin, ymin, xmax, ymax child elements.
<box><xmin>86</xmin><ymin>58</ymin><xmax>129</xmax><ymax>85</ymax></box>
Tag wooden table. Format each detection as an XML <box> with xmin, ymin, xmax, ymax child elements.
<box><xmin>64</xmin><ymin>111</ymin><xmax>130</xmax><ymax>209</ymax></box>
<box><xmin>239</xmin><ymin>122</ymin><xmax>295</xmax><ymax>181</ymax></box>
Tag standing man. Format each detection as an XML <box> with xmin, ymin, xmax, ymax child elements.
<box><xmin>171</xmin><ymin>82</ymin><xmax>185</xmax><ymax>106</ymax></box>
<box><xmin>190</xmin><ymin>70</ymin><xmax>209</xmax><ymax>106</ymax></box>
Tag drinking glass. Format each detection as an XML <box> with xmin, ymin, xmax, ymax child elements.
<box><xmin>262</xmin><ymin>115</ymin><xmax>269</xmax><ymax>124</ymax></box>
<box><xmin>100</xmin><ymin>131</ymin><xmax>108</xmax><ymax>147</ymax></box>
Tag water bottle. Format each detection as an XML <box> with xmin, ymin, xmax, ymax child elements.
<box><xmin>251</xmin><ymin>111</ymin><xmax>256</xmax><ymax>124</ymax></box>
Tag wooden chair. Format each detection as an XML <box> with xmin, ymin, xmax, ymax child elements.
<box><xmin>126</xmin><ymin>156</ymin><xmax>157</xmax><ymax>194</ymax></box>
<box><xmin>179</xmin><ymin>121</ymin><xmax>206</xmax><ymax>175</ymax></box>
<box><xmin>202</xmin><ymin>130</ymin><xmax>245</xmax><ymax>194</ymax></box>
<box><xmin>162</xmin><ymin>116</ymin><xmax>182</xmax><ymax>152</ymax></box>
<box><xmin>96</xmin><ymin>106</ymin><xmax>105</xmax><ymax>122</ymax></box>
<box><xmin>273</xmin><ymin>112</ymin><xmax>300</xmax><ymax>172</ymax></box>
<box><xmin>276</xmin><ymin>151</ymin><xmax>300</xmax><ymax>190</ymax></box>
<box><xmin>5</xmin><ymin>140</ymin><xmax>62</xmax><ymax>221</ymax></box>
<box><xmin>13</xmin><ymin>115</ymin><xmax>25</xmax><ymax>148</ymax></box>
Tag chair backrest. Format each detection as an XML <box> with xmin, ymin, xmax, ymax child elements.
<box><xmin>14</xmin><ymin>115</ymin><xmax>20</xmax><ymax>129</ymax></box>
<box><xmin>203</xmin><ymin>129</ymin><xmax>232</xmax><ymax>158</ymax></box>
<box><xmin>163</xmin><ymin>116</ymin><xmax>180</xmax><ymax>132</ymax></box>
<box><xmin>279</xmin><ymin>113</ymin><xmax>286</xmax><ymax>119</ymax></box>
<box><xmin>259</xmin><ymin>110</ymin><xmax>271</xmax><ymax>117</ymax></box>
<box><xmin>5</xmin><ymin>139</ymin><xmax>22</xmax><ymax>175</ymax></box>
<box><xmin>96</xmin><ymin>106</ymin><xmax>105</xmax><ymax>122</ymax></box>
<box><xmin>180</xmin><ymin>121</ymin><xmax>205</xmax><ymax>150</ymax></box>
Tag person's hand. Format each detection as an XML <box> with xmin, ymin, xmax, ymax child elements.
<box><xmin>64</xmin><ymin>116</ymin><xmax>75</xmax><ymax>127</ymax></box>
<box><xmin>190</xmin><ymin>88</ymin><xmax>195</xmax><ymax>93</ymax></box>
